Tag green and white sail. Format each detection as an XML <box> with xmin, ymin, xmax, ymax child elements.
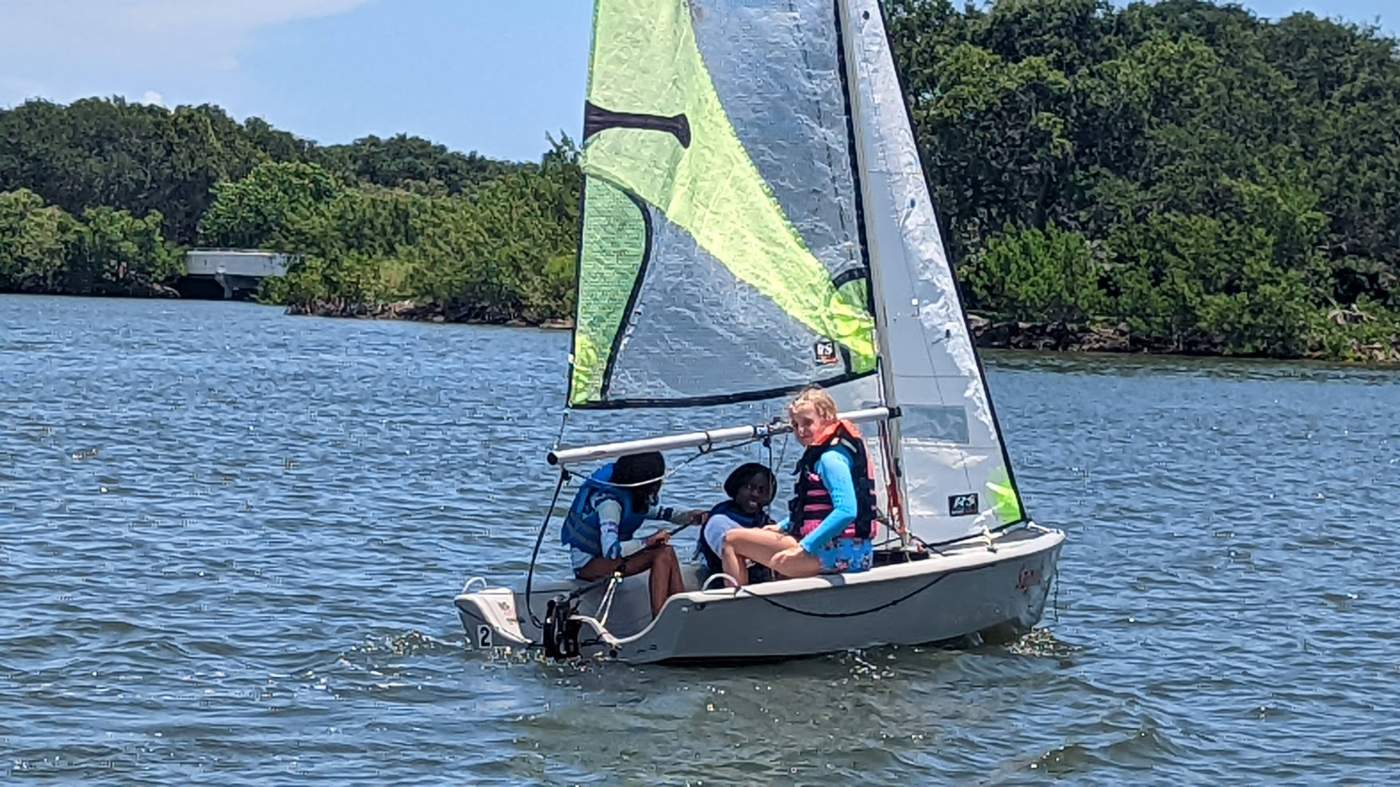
<box><xmin>569</xmin><ymin>0</ymin><xmax>877</xmax><ymax>408</ymax></box>
<box><xmin>567</xmin><ymin>0</ymin><xmax>1028</xmax><ymax>544</ymax></box>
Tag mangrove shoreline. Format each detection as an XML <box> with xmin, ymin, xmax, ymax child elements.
<box><xmin>281</xmin><ymin>298</ymin><xmax>1400</xmax><ymax>363</ymax></box>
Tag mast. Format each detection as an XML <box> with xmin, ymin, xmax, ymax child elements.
<box><xmin>836</xmin><ymin>0</ymin><xmax>910</xmax><ymax>541</ymax></box>
<box><xmin>832</xmin><ymin>0</ymin><xmax>1030</xmax><ymax>541</ymax></box>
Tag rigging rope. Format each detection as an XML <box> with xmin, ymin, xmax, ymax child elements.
<box><xmin>726</xmin><ymin>560</ymin><xmax>995</xmax><ymax>619</ymax></box>
<box><xmin>523</xmin><ymin>469</ymin><xmax>568</xmax><ymax>631</ymax></box>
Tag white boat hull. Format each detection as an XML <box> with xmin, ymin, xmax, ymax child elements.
<box><xmin>456</xmin><ymin>525</ymin><xmax>1064</xmax><ymax>664</ymax></box>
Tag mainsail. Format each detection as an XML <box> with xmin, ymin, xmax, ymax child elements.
<box><xmin>570</xmin><ymin>0</ymin><xmax>877</xmax><ymax>407</ymax></box>
<box><xmin>567</xmin><ymin>0</ymin><xmax>1028</xmax><ymax>544</ymax></box>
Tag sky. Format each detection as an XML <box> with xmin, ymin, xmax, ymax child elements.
<box><xmin>0</xmin><ymin>0</ymin><xmax>1394</xmax><ymax>162</ymax></box>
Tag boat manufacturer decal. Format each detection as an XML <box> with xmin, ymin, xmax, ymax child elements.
<box><xmin>948</xmin><ymin>493</ymin><xmax>979</xmax><ymax>517</ymax></box>
<box><xmin>814</xmin><ymin>338</ymin><xmax>838</xmax><ymax>366</ymax></box>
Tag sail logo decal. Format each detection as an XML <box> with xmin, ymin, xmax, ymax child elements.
<box><xmin>948</xmin><ymin>493</ymin><xmax>979</xmax><ymax>517</ymax></box>
<box><xmin>814</xmin><ymin>339</ymin><xmax>838</xmax><ymax>366</ymax></box>
<box><xmin>584</xmin><ymin>102</ymin><xmax>691</xmax><ymax>148</ymax></box>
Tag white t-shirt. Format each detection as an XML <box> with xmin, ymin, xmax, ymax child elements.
<box><xmin>699</xmin><ymin>511</ymin><xmax>743</xmax><ymax>562</ymax></box>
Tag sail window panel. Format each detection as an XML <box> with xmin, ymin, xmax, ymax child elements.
<box><xmin>573</xmin><ymin>0</ymin><xmax>879</xmax><ymax>407</ymax></box>
<box><xmin>605</xmin><ymin>209</ymin><xmax>856</xmax><ymax>402</ymax></box>
<box><xmin>690</xmin><ymin>0</ymin><xmax>865</xmax><ymax>282</ymax></box>
<box><xmin>897</xmin><ymin>404</ymin><xmax>970</xmax><ymax>446</ymax></box>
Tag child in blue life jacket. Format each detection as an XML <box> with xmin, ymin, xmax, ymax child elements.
<box><xmin>559</xmin><ymin>451</ymin><xmax>705</xmax><ymax>617</ymax></box>
<box><xmin>695</xmin><ymin>462</ymin><xmax>777</xmax><ymax>584</ymax></box>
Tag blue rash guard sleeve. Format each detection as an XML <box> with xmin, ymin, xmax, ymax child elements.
<box><xmin>798</xmin><ymin>448</ymin><xmax>858</xmax><ymax>553</ymax></box>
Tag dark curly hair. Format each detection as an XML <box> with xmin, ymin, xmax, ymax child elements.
<box><xmin>612</xmin><ymin>451</ymin><xmax>666</xmax><ymax>510</ymax></box>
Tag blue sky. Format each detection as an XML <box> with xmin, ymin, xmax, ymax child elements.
<box><xmin>0</xmin><ymin>0</ymin><xmax>1393</xmax><ymax>162</ymax></box>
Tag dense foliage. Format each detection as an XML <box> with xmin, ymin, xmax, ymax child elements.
<box><xmin>0</xmin><ymin>188</ymin><xmax>181</xmax><ymax>295</ymax></box>
<box><xmin>0</xmin><ymin>97</ymin><xmax>571</xmax><ymax>322</ymax></box>
<box><xmin>1</xmin><ymin>0</ymin><xmax>1396</xmax><ymax>359</ymax></box>
<box><xmin>0</xmin><ymin>98</ymin><xmax>512</xmax><ymax>244</ymax></box>
<box><xmin>887</xmin><ymin>0</ymin><xmax>1400</xmax><ymax>358</ymax></box>
<box><xmin>234</xmin><ymin>141</ymin><xmax>579</xmax><ymax>324</ymax></box>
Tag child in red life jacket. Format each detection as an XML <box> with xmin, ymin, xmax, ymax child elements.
<box><xmin>718</xmin><ymin>388</ymin><xmax>878</xmax><ymax>587</ymax></box>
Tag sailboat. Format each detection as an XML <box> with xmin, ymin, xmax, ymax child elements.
<box><xmin>456</xmin><ymin>0</ymin><xmax>1064</xmax><ymax>663</ymax></box>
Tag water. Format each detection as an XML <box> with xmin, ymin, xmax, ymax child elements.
<box><xmin>3</xmin><ymin>294</ymin><xmax>1398</xmax><ymax>784</ymax></box>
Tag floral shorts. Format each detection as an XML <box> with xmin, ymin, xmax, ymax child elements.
<box><xmin>813</xmin><ymin>537</ymin><xmax>873</xmax><ymax>574</ymax></box>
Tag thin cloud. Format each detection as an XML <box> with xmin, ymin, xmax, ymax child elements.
<box><xmin>123</xmin><ymin>0</ymin><xmax>373</xmax><ymax>35</ymax></box>
<box><xmin>0</xmin><ymin>1</ymin><xmax>373</xmax><ymax>107</ymax></box>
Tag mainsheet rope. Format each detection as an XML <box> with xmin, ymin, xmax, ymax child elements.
<box><xmin>522</xmin><ymin>431</ymin><xmax>771</xmax><ymax>634</ymax></box>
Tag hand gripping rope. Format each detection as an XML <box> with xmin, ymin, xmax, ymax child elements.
<box><xmin>521</xmin><ymin>427</ymin><xmax>780</xmax><ymax>655</ymax></box>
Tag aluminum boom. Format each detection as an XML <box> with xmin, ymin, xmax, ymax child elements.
<box><xmin>546</xmin><ymin>407</ymin><xmax>898</xmax><ymax>467</ymax></box>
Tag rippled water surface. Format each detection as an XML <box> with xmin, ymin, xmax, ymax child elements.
<box><xmin>4</xmin><ymin>295</ymin><xmax>1399</xmax><ymax>783</ymax></box>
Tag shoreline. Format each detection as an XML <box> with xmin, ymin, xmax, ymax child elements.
<box><xmin>286</xmin><ymin>298</ymin><xmax>1400</xmax><ymax>364</ymax></box>
<box><xmin>284</xmin><ymin>298</ymin><xmax>574</xmax><ymax>330</ymax></box>
<box><xmin>3</xmin><ymin>291</ymin><xmax>1393</xmax><ymax>364</ymax></box>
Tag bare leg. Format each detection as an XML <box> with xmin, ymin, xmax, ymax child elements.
<box><xmin>576</xmin><ymin>546</ymin><xmax>681</xmax><ymax>618</ymax></box>
<box><xmin>666</xmin><ymin>550</ymin><xmax>686</xmax><ymax>598</ymax></box>
<box><xmin>647</xmin><ymin>546</ymin><xmax>682</xmax><ymax>616</ymax></box>
<box><xmin>719</xmin><ymin>534</ymin><xmax>768</xmax><ymax>587</ymax></box>
<box><xmin>719</xmin><ymin>529</ymin><xmax>824</xmax><ymax>587</ymax></box>
<box><xmin>768</xmin><ymin>546</ymin><xmax>822</xmax><ymax>579</ymax></box>
<box><xmin>720</xmin><ymin>540</ymin><xmax>749</xmax><ymax>588</ymax></box>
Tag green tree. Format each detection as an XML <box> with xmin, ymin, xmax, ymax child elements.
<box><xmin>198</xmin><ymin>162</ymin><xmax>342</xmax><ymax>249</ymax></box>
<box><xmin>0</xmin><ymin>189</ymin><xmax>80</xmax><ymax>293</ymax></box>
<box><xmin>964</xmin><ymin>225</ymin><xmax>1105</xmax><ymax>322</ymax></box>
<box><xmin>69</xmin><ymin>206</ymin><xmax>182</xmax><ymax>295</ymax></box>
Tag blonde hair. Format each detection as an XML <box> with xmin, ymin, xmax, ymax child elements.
<box><xmin>788</xmin><ymin>386</ymin><xmax>837</xmax><ymax>420</ymax></box>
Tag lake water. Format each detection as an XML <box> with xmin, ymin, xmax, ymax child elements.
<box><xmin>3</xmin><ymin>294</ymin><xmax>1398</xmax><ymax>783</ymax></box>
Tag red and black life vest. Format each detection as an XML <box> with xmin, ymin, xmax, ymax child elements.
<box><xmin>787</xmin><ymin>420</ymin><xmax>878</xmax><ymax>543</ymax></box>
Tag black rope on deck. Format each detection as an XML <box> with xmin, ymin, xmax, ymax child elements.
<box><xmin>729</xmin><ymin>560</ymin><xmax>997</xmax><ymax>619</ymax></box>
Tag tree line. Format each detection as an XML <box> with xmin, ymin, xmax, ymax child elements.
<box><xmin>887</xmin><ymin>0</ymin><xmax>1399</xmax><ymax>359</ymax></box>
<box><xmin>1</xmin><ymin>0</ymin><xmax>1397</xmax><ymax>360</ymax></box>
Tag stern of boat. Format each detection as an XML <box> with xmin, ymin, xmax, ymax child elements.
<box><xmin>455</xmin><ymin>580</ymin><xmax>533</xmax><ymax>651</ymax></box>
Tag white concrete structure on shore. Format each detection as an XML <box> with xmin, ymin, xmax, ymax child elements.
<box><xmin>183</xmin><ymin>249</ymin><xmax>294</xmax><ymax>299</ymax></box>
<box><xmin>186</xmin><ymin>250</ymin><xmax>292</xmax><ymax>278</ymax></box>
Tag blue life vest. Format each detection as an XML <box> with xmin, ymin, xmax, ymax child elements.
<box><xmin>696</xmin><ymin>499</ymin><xmax>767</xmax><ymax>574</ymax></box>
<box><xmin>559</xmin><ymin>464</ymin><xmax>649</xmax><ymax>557</ymax></box>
